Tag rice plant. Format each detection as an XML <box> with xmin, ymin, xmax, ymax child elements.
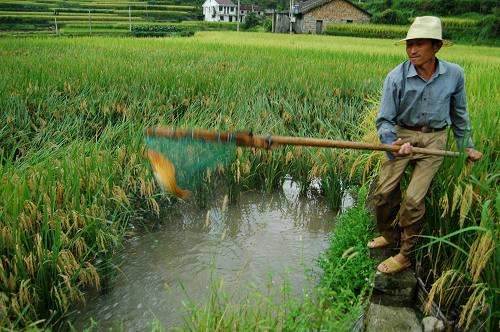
<box><xmin>0</xmin><ymin>31</ymin><xmax>498</xmax><ymax>329</ymax></box>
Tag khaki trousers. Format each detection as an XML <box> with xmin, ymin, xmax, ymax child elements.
<box><xmin>372</xmin><ymin>126</ymin><xmax>446</xmax><ymax>256</ymax></box>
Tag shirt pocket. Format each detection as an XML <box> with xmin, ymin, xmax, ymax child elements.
<box><xmin>429</xmin><ymin>88</ymin><xmax>452</xmax><ymax>124</ymax></box>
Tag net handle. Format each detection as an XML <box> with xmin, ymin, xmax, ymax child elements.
<box><xmin>145</xmin><ymin>127</ymin><xmax>460</xmax><ymax>158</ymax></box>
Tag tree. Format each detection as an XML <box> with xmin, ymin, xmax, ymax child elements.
<box><xmin>243</xmin><ymin>12</ymin><xmax>260</xmax><ymax>30</ymax></box>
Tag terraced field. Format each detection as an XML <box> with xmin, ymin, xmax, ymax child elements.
<box><xmin>0</xmin><ymin>0</ymin><xmax>211</xmax><ymax>35</ymax></box>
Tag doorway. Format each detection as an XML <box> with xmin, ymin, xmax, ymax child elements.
<box><xmin>316</xmin><ymin>20</ymin><xmax>323</xmax><ymax>34</ymax></box>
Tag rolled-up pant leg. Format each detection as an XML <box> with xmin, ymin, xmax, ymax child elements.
<box><xmin>372</xmin><ymin>156</ymin><xmax>411</xmax><ymax>244</ymax></box>
<box><xmin>398</xmin><ymin>131</ymin><xmax>445</xmax><ymax>256</ymax></box>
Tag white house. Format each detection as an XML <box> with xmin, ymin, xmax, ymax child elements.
<box><xmin>202</xmin><ymin>0</ymin><xmax>237</xmax><ymax>22</ymax></box>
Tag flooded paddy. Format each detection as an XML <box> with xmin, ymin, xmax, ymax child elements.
<box><xmin>72</xmin><ymin>179</ymin><xmax>343</xmax><ymax>330</ymax></box>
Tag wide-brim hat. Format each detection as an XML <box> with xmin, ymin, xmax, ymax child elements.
<box><xmin>396</xmin><ymin>16</ymin><xmax>452</xmax><ymax>46</ymax></box>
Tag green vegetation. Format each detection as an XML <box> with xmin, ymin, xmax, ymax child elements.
<box><xmin>182</xmin><ymin>188</ymin><xmax>375</xmax><ymax>331</ymax></box>
<box><xmin>325</xmin><ymin>20</ymin><xmax>499</xmax><ymax>46</ymax></box>
<box><xmin>0</xmin><ymin>0</ymin><xmax>201</xmax><ymax>35</ymax></box>
<box><xmin>354</xmin><ymin>0</ymin><xmax>499</xmax><ymax>44</ymax></box>
<box><xmin>361</xmin><ymin>0</ymin><xmax>497</xmax><ymax>17</ymax></box>
<box><xmin>325</xmin><ymin>22</ymin><xmax>407</xmax><ymax>39</ymax></box>
<box><xmin>131</xmin><ymin>24</ymin><xmax>194</xmax><ymax>36</ymax></box>
<box><xmin>0</xmin><ymin>32</ymin><xmax>498</xmax><ymax>330</ymax></box>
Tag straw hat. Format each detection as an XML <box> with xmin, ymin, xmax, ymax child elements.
<box><xmin>397</xmin><ymin>16</ymin><xmax>451</xmax><ymax>46</ymax></box>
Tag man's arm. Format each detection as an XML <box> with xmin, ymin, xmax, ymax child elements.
<box><xmin>450</xmin><ymin>68</ymin><xmax>473</xmax><ymax>149</ymax></box>
<box><xmin>450</xmin><ymin>69</ymin><xmax>482</xmax><ymax>161</ymax></box>
<box><xmin>376</xmin><ymin>75</ymin><xmax>398</xmax><ymax>144</ymax></box>
<box><xmin>376</xmin><ymin>75</ymin><xmax>399</xmax><ymax>158</ymax></box>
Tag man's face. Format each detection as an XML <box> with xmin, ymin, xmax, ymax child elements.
<box><xmin>406</xmin><ymin>39</ymin><xmax>441</xmax><ymax>67</ymax></box>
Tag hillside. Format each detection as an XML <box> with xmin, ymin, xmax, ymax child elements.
<box><xmin>0</xmin><ymin>0</ymin><xmax>207</xmax><ymax>35</ymax></box>
<box><xmin>360</xmin><ymin>0</ymin><xmax>497</xmax><ymax>17</ymax></box>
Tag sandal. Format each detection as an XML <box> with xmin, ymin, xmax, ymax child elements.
<box><xmin>377</xmin><ymin>255</ymin><xmax>411</xmax><ymax>274</ymax></box>
<box><xmin>367</xmin><ymin>236</ymin><xmax>392</xmax><ymax>249</ymax></box>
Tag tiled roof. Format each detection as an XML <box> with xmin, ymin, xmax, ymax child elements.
<box><xmin>297</xmin><ymin>0</ymin><xmax>372</xmax><ymax>16</ymax></box>
<box><xmin>239</xmin><ymin>4</ymin><xmax>262</xmax><ymax>11</ymax></box>
<box><xmin>214</xmin><ymin>0</ymin><xmax>236</xmax><ymax>6</ymax></box>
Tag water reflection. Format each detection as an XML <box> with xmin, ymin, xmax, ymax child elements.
<box><xmin>72</xmin><ymin>179</ymin><xmax>336</xmax><ymax>331</ymax></box>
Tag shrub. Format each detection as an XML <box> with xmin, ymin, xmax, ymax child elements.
<box><xmin>263</xmin><ymin>18</ymin><xmax>273</xmax><ymax>32</ymax></box>
<box><xmin>243</xmin><ymin>12</ymin><xmax>260</xmax><ymax>30</ymax></box>
<box><xmin>131</xmin><ymin>25</ymin><xmax>194</xmax><ymax>37</ymax></box>
<box><xmin>0</xmin><ymin>17</ymin><xmax>51</xmax><ymax>26</ymax></box>
<box><xmin>478</xmin><ymin>12</ymin><xmax>499</xmax><ymax>39</ymax></box>
<box><xmin>372</xmin><ymin>9</ymin><xmax>409</xmax><ymax>25</ymax></box>
<box><xmin>396</xmin><ymin>0</ymin><xmax>497</xmax><ymax>16</ymax></box>
<box><xmin>0</xmin><ymin>2</ymin><xmax>48</xmax><ymax>12</ymax></box>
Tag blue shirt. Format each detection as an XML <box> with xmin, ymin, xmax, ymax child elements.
<box><xmin>376</xmin><ymin>59</ymin><xmax>474</xmax><ymax>149</ymax></box>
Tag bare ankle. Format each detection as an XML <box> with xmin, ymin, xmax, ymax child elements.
<box><xmin>396</xmin><ymin>253</ymin><xmax>409</xmax><ymax>262</ymax></box>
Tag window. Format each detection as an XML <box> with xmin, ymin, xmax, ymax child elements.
<box><xmin>219</xmin><ymin>6</ymin><xmax>222</xmax><ymax>11</ymax></box>
<box><xmin>231</xmin><ymin>7</ymin><xmax>234</xmax><ymax>12</ymax></box>
<box><xmin>220</xmin><ymin>15</ymin><xmax>224</xmax><ymax>21</ymax></box>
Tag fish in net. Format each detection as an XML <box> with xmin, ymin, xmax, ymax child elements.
<box><xmin>145</xmin><ymin>129</ymin><xmax>239</xmax><ymax>199</ymax></box>
<box><xmin>144</xmin><ymin>127</ymin><xmax>459</xmax><ymax>199</ymax></box>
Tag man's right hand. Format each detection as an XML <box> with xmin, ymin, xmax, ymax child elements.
<box><xmin>392</xmin><ymin>138</ymin><xmax>412</xmax><ymax>157</ymax></box>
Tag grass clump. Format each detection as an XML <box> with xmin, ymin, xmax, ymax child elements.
<box><xmin>180</xmin><ymin>187</ymin><xmax>375</xmax><ymax>331</ymax></box>
<box><xmin>131</xmin><ymin>25</ymin><xmax>194</xmax><ymax>37</ymax></box>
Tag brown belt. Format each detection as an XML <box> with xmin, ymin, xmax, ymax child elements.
<box><xmin>400</xmin><ymin>124</ymin><xmax>447</xmax><ymax>133</ymax></box>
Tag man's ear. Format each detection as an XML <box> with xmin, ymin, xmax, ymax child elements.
<box><xmin>433</xmin><ymin>41</ymin><xmax>443</xmax><ymax>53</ymax></box>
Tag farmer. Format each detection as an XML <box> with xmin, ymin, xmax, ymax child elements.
<box><xmin>367</xmin><ymin>16</ymin><xmax>483</xmax><ymax>274</ymax></box>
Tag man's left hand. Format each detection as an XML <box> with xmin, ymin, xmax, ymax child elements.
<box><xmin>465</xmin><ymin>148</ymin><xmax>483</xmax><ymax>162</ymax></box>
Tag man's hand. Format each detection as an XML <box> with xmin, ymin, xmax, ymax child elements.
<box><xmin>465</xmin><ymin>148</ymin><xmax>483</xmax><ymax>162</ymax></box>
<box><xmin>392</xmin><ymin>138</ymin><xmax>412</xmax><ymax>157</ymax></box>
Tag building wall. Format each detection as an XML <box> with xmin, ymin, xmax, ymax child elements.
<box><xmin>202</xmin><ymin>0</ymin><xmax>237</xmax><ymax>22</ymax></box>
<box><xmin>301</xmin><ymin>0</ymin><xmax>370</xmax><ymax>33</ymax></box>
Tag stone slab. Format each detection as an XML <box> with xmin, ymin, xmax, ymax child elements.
<box><xmin>374</xmin><ymin>269</ymin><xmax>417</xmax><ymax>292</ymax></box>
<box><xmin>370</xmin><ymin>291</ymin><xmax>415</xmax><ymax>307</ymax></box>
<box><xmin>365</xmin><ymin>303</ymin><xmax>421</xmax><ymax>332</ymax></box>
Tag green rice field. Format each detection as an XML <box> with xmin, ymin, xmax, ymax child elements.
<box><xmin>0</xmin><ymin>31</ymin><xmax>498</xmax><ymax>330</ymax></box>
<box><xmin>0</xmin><ymin>0</ymin><xmax>202</xmax><ymax>35</ymax></box>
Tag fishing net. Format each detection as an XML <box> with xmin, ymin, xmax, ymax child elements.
<box><xmin>144</xmin><ymin>127</ymin><xmax>456</xmax><ymax>199</ymax></box>
<box><xmin>145</xmin><ymin>129</ymin><xmax>238</xmax><ymax>199</ymax></box>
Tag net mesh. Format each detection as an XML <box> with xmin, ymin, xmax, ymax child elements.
<box><xmin>146</xmin><ymin>135</ymin><xmax>237</xmax><ymax>198</ymax></box>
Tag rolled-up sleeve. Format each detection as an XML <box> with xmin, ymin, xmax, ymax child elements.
<box><xmin>450</xmin><ymin>69</ymin><xmax>474</xmax><ymax>149</ymax></box>
<box><xmin>376</xmin><ymin>75</ymin><xmax>398</xmax><ymax>145</ymax></box>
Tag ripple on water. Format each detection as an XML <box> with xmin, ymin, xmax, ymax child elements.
<box><xmin>72</xmin><ymin>179</ymin><xmax>337</xmax><ymax>330</ymax></box>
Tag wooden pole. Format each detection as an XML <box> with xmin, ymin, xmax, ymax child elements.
<box><xmin>146</xmin><ymin>127</ymin><xmax>461</xmax><ymax>157</ymax></box>
<box><xmin>237</xmin><ymin>0</ymin><xmax>240</xmax><ymax>31</ymax></box>
<box><xmin>289</xmin><ymin>0</ymin><xmax>292</xmax><ymax>34</ymax></box>
<box><xmin>271</xmin><ymin>10</ymin><xmax>274</xmax><ymax>33</ymax></box>
<box><xmin>54</xmin><ymin>17</ymin><xmax>58</xmax><ymax>35</ymax></box>
<box><xmin>88</xmin><ymin>10</ymin><xmax>91</xmax><ymax>35</ymax></box>
<box><xmin>129</xmin><ymin>5</ymin><xmax>132</xmax><ymax>31</ymax></box>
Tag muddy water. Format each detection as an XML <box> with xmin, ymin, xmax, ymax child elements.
<box><xmin>73</xmin><ymin>179</ymin><xmax>341</xmax><ymax>330</ymax></box>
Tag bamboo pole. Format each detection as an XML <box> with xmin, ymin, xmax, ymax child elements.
<box><xmin>129</xmin><ymin>6</ymin><xmax>132</xmax><ymax>31</ymax></box>
<box><xmin>146</xmin><ymin>127</ymin><xmax>460</xmax><ymax>157</ymax></box>
<box><xmin>237</xmin><ymin>0</ymin><xmax>240</xmax><ymax>31</ymax></box>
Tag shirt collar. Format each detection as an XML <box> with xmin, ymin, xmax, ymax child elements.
<box><xmin>407</xmin><ymin>58</ymin><xmax>447</xmax><ymax>79</ymax></box>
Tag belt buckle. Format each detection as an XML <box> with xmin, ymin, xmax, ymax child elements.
<box><xmin>422</xmin><ymin>126</ymin><xmax>431</xmax><ymax>133</ymax></box>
